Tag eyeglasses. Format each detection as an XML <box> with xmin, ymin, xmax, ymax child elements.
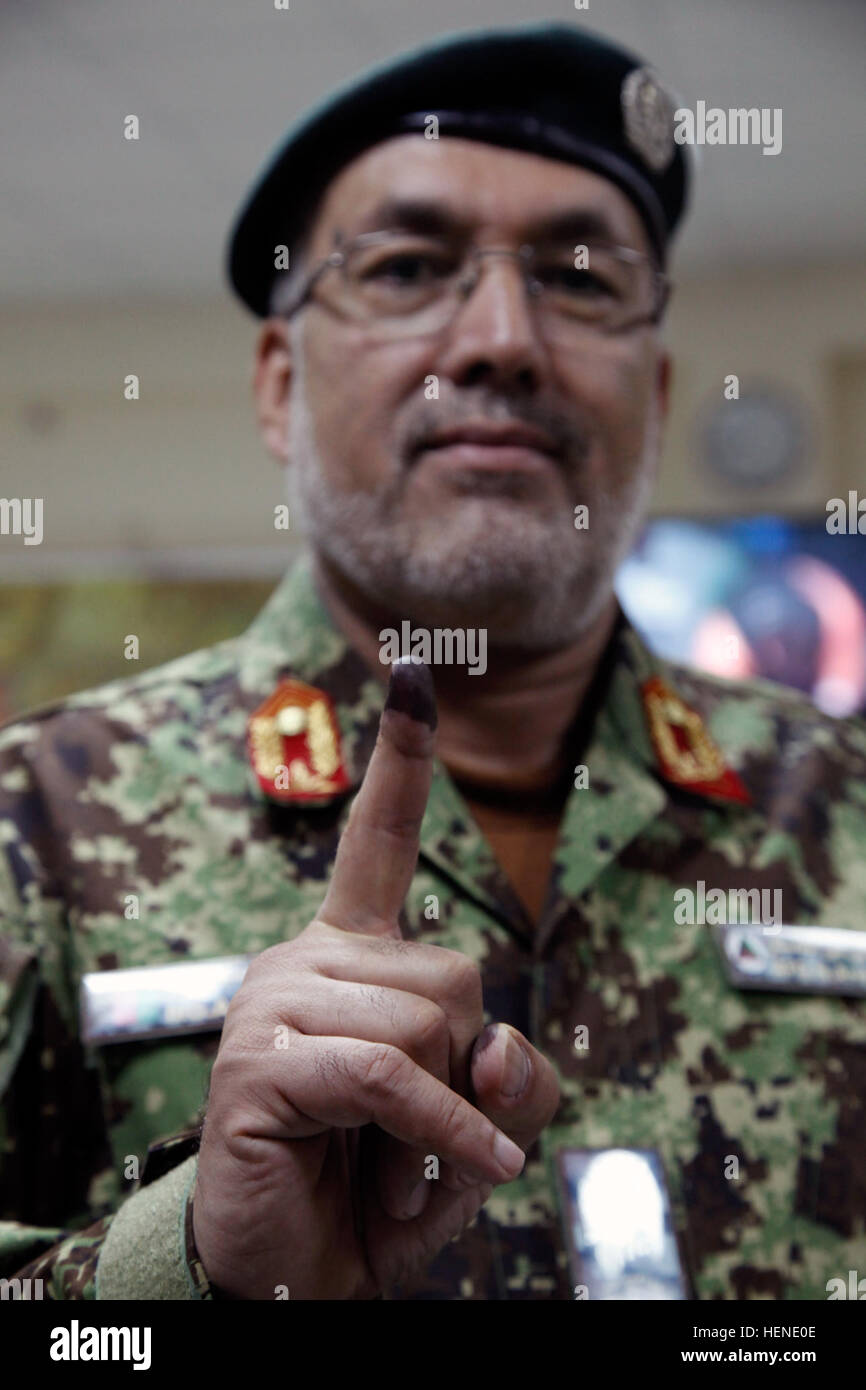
<box><xmin>278</xmin><ymin>231</ymin><xmax>671</xmax><ymax>342</ymax></box>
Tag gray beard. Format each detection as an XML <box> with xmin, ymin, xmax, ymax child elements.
<box><xmin>286</xmin><ymin>342</ymin><xmax>657</xmax><ymax>650</ymax></box>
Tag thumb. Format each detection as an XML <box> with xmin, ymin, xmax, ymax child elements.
<box><xmin>469</xmin><ymin>1023</ymin><xmax>560</xmax><ymax>1153</ymax></box>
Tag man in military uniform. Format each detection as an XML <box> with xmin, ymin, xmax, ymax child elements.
<box><xmin>2</xmin><ymin>23</ymin><xmax>866</xmax><ymax>1301</ymax></box>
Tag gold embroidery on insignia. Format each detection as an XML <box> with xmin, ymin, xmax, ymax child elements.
<box><xmin>645</xmin><ymin>687</ymin><xmax>726</xmax><ymax>783</ymax></box>
<box><xmin>247</xmin><ymin>678</ymin><xmax>352</xmax><ymax>803</ymax></box>
<box><xmin>286</xmin><ymin>758</ymin><xmax>342</xmax><ymax>795</ymax></box>
<box><xmin>249</xmin><ymin>716</ymin><xmax>284</xmax><ymax>778</ymax></box>
<box><xmin>306</xmin><ymin>699</ymin><xmax>339</xmax><ymax>778</ymax></box>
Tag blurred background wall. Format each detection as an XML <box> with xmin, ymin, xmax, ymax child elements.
<box><xmin>2</xmin><ymin>0</ymin><xmax>865</xmax><ymax>717</ymax></box>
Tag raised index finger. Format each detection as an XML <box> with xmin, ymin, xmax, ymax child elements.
<box><xmin>317</xmin><ymin>659</ymin><xmax>437</xmax><ymax>936</ymax></box>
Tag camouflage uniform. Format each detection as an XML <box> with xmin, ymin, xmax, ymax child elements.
<box><xmin>2</xmin><ymin>551</ymin><xmax>866</xmax><ymax>1300</ymax></box>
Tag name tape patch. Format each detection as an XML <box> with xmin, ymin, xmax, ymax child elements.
<box><xmin>715</xmin><ymin>923</ymin><xmax>866</xmax><ymax>996</ymax></box>
<box><xmin>80</xmin><ymin>955</ymin><xmax>253</xmax><ymax>1045</ymax></box>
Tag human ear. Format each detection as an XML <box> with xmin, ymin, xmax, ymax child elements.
<box><xmin>253</xmin><ymin>319</ymin><xmax>293</xmax><ymax>464</ymax></box>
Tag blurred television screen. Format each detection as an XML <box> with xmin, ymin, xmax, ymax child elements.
<box><xmin>617</xmin><ymin>516</ymin><xmax>866</xmax><ymax>718</ymax></box>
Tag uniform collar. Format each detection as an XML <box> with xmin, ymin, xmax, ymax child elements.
<box><xmin>237</xmin><ymin>549</ymin><xmax>368</xmax><ymax>696</ymax></box>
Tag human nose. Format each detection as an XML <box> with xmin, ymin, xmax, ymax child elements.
<box><xmin>435</xmin><ymin>248</ymin><xmax>550</xmax><ymax>390</ymax></box>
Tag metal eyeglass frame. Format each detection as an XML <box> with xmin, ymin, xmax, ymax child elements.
<box><xmin>276</xmin><ymin>230</ymin><xmax>672</xmax><ymax>336</ymax></box>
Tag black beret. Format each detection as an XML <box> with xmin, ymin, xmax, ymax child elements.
<box><xmin>227</xmin><ymin>22</ymin><xmax>690</xmax><ymax>317</ymax></box>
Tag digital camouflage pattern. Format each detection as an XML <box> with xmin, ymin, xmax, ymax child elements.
<box><xmin>2</xmin><ymin>551</ymin><xmax>866</xmax><ymax>1299</ymax></box>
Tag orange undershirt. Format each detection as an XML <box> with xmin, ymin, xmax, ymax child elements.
<box><xmin>456</xmin><ymin>779</ymin><xmax>570</xmax><ymax>927</ymax></box>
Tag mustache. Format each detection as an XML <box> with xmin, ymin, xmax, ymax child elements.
<box><xmin>402</xmin><ymin>395</ymin><xmax>590</xmax><ymax>467</ymax></box>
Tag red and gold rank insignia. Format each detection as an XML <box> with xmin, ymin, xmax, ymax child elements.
<box><xmin>641</xmin><ymin>676</ymin><xmax>752</xmax><ymax>806</ymax></box>
<box><xmin>247</xmin><ymin>679</ymin><xmax>351</xmax><ymax>805</ymax></box>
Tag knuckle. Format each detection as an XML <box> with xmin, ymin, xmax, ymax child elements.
<box><xmin>437</xmin><ymin>1085</ymin><xmax>474</xmax><ymax>1149</ymax></box>
<box><xmin>354</xmin><ymin>982</ymin><xmax>398</xmax><ymax>1026</ymax></box>
<box><xmin>367</xmin><ymin>932</ymin><xmax>412</xmax><ymax>958</ymax></box>
<box><xmin>312</xmin><ymin>1042</ymin><xmax>356</xmax><ymax>1096</ymax></box>
<box><xmin>207</xmin><ymin>1045</ymin><xmax>255</xmax><ymax>1105</ymax></box>
<box><xmin>247</xmin><ymin>940</ymin><xmax>292</xmax><ymax>973</ymax></box>
<box><xmin>357</xmin><ymin>920</ymin><xmax>402</xmax><ymax>944</ymax></box>
<box><xmin>441</xmin><ymin>950</ymin><xmax>483</xmax><ymax>1009</ymax></box>
<box><xmin>410</xmin><ymin>1001</ymin><xmax>450</xmax><ymax>1059</ymax></box>
<box><xmin>355</xmin><ymin>1041</ymin><xmax>409</xmax><ymax>1097</ymax></box>
<box><xmin>301</xmin><ymin>917</ymin><xmax>340</xmax><ymax>948</ymax></box>
<box><xmin>243</xmin><ymin>939</ymin><xmax>306</xmax><ymax>989</ymax></box>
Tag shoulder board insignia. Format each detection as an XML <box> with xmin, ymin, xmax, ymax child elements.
<box><xmin>247</xmin><ymin>678</ymin><xmax>351</xmax><ymax>805</ymax></box>
<box><xmin>641</xmin><ymin>675</ymin><xmax>752</xmax><ymax>805</ymax></box>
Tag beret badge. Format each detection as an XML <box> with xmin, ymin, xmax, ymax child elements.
<box><xmin>621</xmin><ymin>66</ymin><xmax>676</xmax><ymax>173</ymax></box>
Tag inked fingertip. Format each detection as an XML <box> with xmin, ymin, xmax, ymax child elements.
<box><xmin>385</xmin><ymin>659</ymin><xmax>437</xmax><ymax>731</ymax></box>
